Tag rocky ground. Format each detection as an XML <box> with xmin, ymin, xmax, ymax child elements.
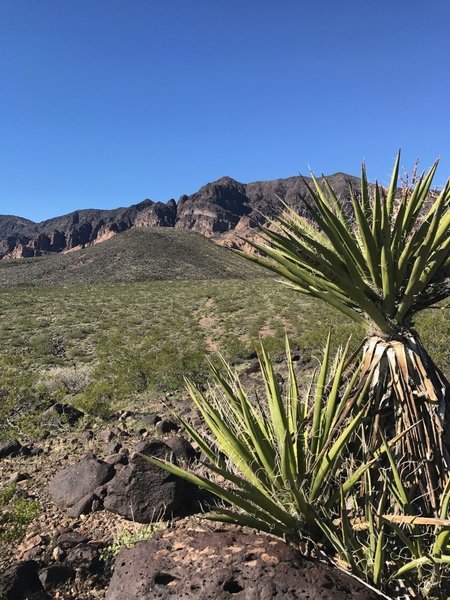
<box><xmin>0</xmin><ymin>395</ymin><xmax>202</xmax><ymax>599</ymax></box>
<box><xmin>0</xmin><ymin>353</ymin><xmax>386</xmax><ymax>599</ymax></box>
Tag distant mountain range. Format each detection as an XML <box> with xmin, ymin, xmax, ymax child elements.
<box><xmin>0</xmin><ymin>172</ymin><xmax>361</xmax><ymax>259</ymax></box>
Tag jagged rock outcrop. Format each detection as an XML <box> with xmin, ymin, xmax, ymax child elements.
<box><xmin>0</xmin><ymin>199</ymin><xmax>177</xmax><ymax>259</ymax></box>
<box><xmin>0</xmin><ymin>172</ymin><xmax>361</xmax><ymax>259</ymax></box>
<box><xmin>175</xmin><ymin>176</ymin><xmax>253</xmax><ymax>236</ymax></box>
<box><xmin>135</xmin><ymin>199</ymin><xmax>177</xmax><ymax>228</ymax></box>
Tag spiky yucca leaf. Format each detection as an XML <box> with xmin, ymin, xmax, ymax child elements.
<box><xmin>243</xmin><ymin>152</ymin><xmax>450</xmax><ymax>333</ymax></box>
<box><xmin>148</xmin><ymin>339</ymin><xmax>369</xmax><ymax>524</ymax></box>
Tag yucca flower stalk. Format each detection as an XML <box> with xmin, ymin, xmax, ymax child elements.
<box><xmin>243</xmin><ymin>152</ymin><xmax>450</xmax><ymax>515</ymax></box>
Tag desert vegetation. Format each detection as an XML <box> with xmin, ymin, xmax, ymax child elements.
<box><xmin>0</xmin><ymin>276</ymin><xmax>368</xmax><ymax>439</ymax></box>
<box><xmin>150</xmin><ymin>155</ymin><xmax>450</xmax><ymax>599</ymax></box>
<box><xmin>1</xmin><ymin>275</ymin><xmax>446</xmax><ymax>441</ymax></box>
<box><xmin>1</xmin><ymin>161</ymin><xmax>449</xmax><ymax>598</ymax></box>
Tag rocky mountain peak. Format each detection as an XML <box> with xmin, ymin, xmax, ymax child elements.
<box><xmin>0</xmin><ymin>171</ymin><xmax>361</xmax><ymax>259</ymax></box>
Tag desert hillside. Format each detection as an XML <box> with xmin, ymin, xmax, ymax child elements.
<box><xmin>0</xmin><ymin>228</ymin><xmax>266</xmax><ymax>287</ymax></box>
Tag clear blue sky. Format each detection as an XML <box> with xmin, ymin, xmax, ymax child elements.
<box><xmin>1</xmin><ymin>0</ymin><xmax>449</xmax><ymax>222</ymax></box>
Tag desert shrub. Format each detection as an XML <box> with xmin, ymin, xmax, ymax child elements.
<box><xmin>0</xmin><ymin>352</ymin><xmax>47</xmax><ymax>441</ymax></box>
<box><xmin>39</xmin><ymin>364</ymin><xmax>93</xmax><ymax>397</ymax></box>
<box><xmin>75</xmin><ymin>380</ymin><xmax>115</xmax><ymax>419</ymax></box>
<box><xmin>0</xmin><ymin>484</ymin><xmax>39</xmax><ymax>543</ymax></box>
<box><xmin>76</xmin><ymin>329</ymin><xmax>208</xmax><ymax>416</ymax></box>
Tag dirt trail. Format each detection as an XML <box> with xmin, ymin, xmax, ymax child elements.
<box><xmin>197</xmin><ymin>297</ymin><xmax>220</xmax><ymax>353</ymax></box>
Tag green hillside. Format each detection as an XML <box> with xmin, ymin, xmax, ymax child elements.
<box><xmin>0</xmin><ymin>227</ymin><xmax>265</xmax><ymax>287</ymax></box>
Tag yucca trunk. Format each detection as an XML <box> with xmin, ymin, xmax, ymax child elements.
<box><xmin>356</xmin><ymin>332</ymin><xmax>449</xmax><ymax>515</ymax></box>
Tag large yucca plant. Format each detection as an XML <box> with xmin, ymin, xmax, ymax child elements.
<box><xmin>243</xmin><ymin>153</ymin><xmax>450</xmax><ymax>515</ymax></box>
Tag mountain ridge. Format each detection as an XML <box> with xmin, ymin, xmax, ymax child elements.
<box><xmin>0</xmin><ymin>172</ymin><xmax>360</xmax><ymax>259</ymax></box>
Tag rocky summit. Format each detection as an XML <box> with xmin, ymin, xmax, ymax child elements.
<box><xmin>0</xmin><ymin>172</ymin><xmax>360</xmax><ymax>259</ymax></box>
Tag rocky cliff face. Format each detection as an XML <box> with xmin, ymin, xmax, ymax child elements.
<box><xmin>175</xmin><ymin>177</ymin><xmax>253</xmax><ymax>236</ymax></box>
<box><xmin>0</xmin><ymin>173</ymin><xmax>360</xmax><ymax>259</ymax></box>
<box><xmin>0</xmin><ymin>199</ymin><xmax>177</xmax><ymax>259</ymax></box>
<box><xmin>173</xmin><ymin>172</ymin><xmax>361</xmax><ymax>250</ymax></box>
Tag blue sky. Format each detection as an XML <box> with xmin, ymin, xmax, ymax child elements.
<box><xmin>1</xmin><ymin>0</ymin><xmax>449</xmax><ymax>222</ymax></box>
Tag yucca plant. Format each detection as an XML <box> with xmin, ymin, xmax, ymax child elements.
<box><xmin>242</xmin><ymin>153</ymin><xmax>450</xmax><ymax>515</ymax></box>
<box><xmin>148</xmin><ymin>340</ymin><xmax>407</xmax><ymax>562</ymax></box>
<box><xmin>149</xmin><ymin>338</ymin><xmax>371</xmax><ymax>543</ymax></box>
<box><xmin>147</xmin><ymin>338</ymin><xmax>450</xmax><ymax>596</ymax></box>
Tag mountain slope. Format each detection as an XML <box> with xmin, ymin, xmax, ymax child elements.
<box><xmin>0</xmin><ymin>227</ymin><xmax>266</xmax><ymax>287</ymax></box>
<box><xmin>0</xmin><ymin>172</ymin><xmax>360</xmax><ymax>259</ymax></box>
<box><xmin>0</xmin><ymin>199</ymin><xmax>177</xmax><ymax>259</ymax></box>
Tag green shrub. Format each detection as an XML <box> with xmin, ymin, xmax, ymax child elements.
<box><xmin>0</xmin><ymin>352</ymin><xmax>47</xmax><ymax>441</ymax></box>
<box><xmin>76</xmin><ymin>380</ymin><xmax>115</xmax><ymax>418</ymax></box>
<box><xmin>100</xmin><ymin>522</ymin><xmax>165</xmax><ymax>575</ymax></box>
<box><xmin>0</xmin><ymin>484</ymin><xmax>39</xmax><ymax>544</ymax></box>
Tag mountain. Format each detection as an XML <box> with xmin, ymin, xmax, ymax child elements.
<box><xmin>0</xmin><ymin>228</ymin><xmax>267</xmax><ymax>287</ymax></box>
<box><xmin>0</xmin><ymin>172</ymin><xmax>361</xmax><ymax>259</ymax></box>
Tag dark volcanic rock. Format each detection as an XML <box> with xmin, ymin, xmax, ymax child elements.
<box><xmin>165</xmin><ymin>435</ymin><xmax>197</xmax><ymax>463</ymax></box>
<box><xmin>155</xmin><ymin>419</ymin><xmax>179</xmax><ymax>435</ymax></box>
<box><xmin>66</xmin><ymin>543</ymin><xmax>103</xmax><ymax>576</ymax></box>
<box><xmin>103</xmin><ymin>441</ymin><xmax>189</xmax><ymax>522</ymax></box>
<box><xmin>105</xmin><ymin>526</ymin><xmax>383</xmax><ymax>600</ymax></box>
<box><xmin>56</xmin><ymin>531</ymin><xmax>89</xmax><ymax>548</ymax></box>
<box><xmin>49</xmin><ymin>457</ymin><xmax>114</xmax><ymax>512</ymax></box>
<box><xmin>38</xmin><ymin>564</ymin><xmax>75</xmax><ymax>590</ymax></box>
<box><xmin>0</xmin><ymin>560</ymin><xmax>49</xmax><ymax>600</ymax></box>
<box><xmin>0</xmin><ymin>439</ymin><xmax>23</xmax><ymax>458</ymax></box>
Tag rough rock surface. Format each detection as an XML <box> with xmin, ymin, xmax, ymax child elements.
<box><xmin>165</xmin><ymin>435</ymin><xmax>197</xmax><ymax>463</ymax></box>
<box><xmin>175</xmin><ymin>177</ymin><xmax>252</xmax><ymax>236</ymax></box>
<box><xmin>106</xmin><ymin>526</ymin><xmax>383</xmax><ymax>600</ymax></box>
<box><xmin>0</xmin><ymin>199</ymin><xmax>176</xmax><ymax>258</ymax></box>
<box><xmin>49</xmin><ymin>457</ymin><xmax>114</xmax><ymax>510</ymax></box>
<box><xmin>103</xmin><ymin>441</ymin><xmax>190</xmax><ymax>522</ymax></box>
<box><xmin>0</xmin><ymin>439</ymin><xmax>23</xmax><ymax>458</ymax></box>
<box><xmin>0</xmin><ymin>560</ymin><xmax>49</xmax><ymax>599</ymax></box>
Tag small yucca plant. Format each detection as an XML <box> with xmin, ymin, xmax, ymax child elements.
<box><xmin>149</xmin><ymin>338</ymin><xmax>372</xmax><ymax>543</ymax></box>
<box><xmin>147</xmin><ymin>339</ymin><xmax>450</xmax><ymax>597</ymax></box>
<box><xmin>148</xmin><ymin>340</ymin><xmax>408</xmax><ymax>553</ymax></box>
<box><xmin>242</xmin><ymin>152</ymin><xmax>450</xmax><ymax>515</ymax></box>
